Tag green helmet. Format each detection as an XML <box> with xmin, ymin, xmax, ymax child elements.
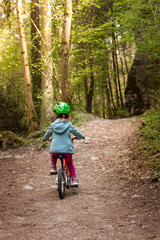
<box><xmin>53</xmin><ymin>102</ymin><xmax>71</xmax><ymax>115</ymax></box>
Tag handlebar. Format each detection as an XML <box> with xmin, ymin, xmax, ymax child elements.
<box><xmin>71</xmin><ymin>137</ymin><xmax>78</xmax><ymax>142</ymax></box>
<box><xmin>44</xmin><ymin>136</ymin><xmax>85</xmax><ymax>142</ymax></box>
<box><xmin>71</xmin><ymin>137</ymin><xmax>85</xmax><ymax>142</ymax></box>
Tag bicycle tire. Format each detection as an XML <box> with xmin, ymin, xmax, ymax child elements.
<box><xmin>58</xmin><ymin>168</ymin><xmax>65</xmax><ymax>199</ymax></box>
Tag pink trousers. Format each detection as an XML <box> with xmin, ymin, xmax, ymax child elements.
<box><xmin>51</xmin><ymin>153</ymin><xmax>76</xmax><ymax>178</ymax></box>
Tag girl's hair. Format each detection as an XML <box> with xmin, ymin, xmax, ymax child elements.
<box><xmin>58</xmin><ymin>113</ymin><xmax>69</xmax><ymax>119</ymax></box>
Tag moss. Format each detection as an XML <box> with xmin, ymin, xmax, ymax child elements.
<box><xmin>0</xmin><ymin>131</ymin><xmax>25</xmax><ymax>150</ymax></box>
<box><xmin>27</xmin><ymin>129</ymin><xmax>46</xmax><ymax>139</ymax></box>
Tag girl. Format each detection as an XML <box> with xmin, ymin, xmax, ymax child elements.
<box><xmin>43</xmin><ymin>102</ymin><xmax>85</xmax><ymax>186</ymax></box>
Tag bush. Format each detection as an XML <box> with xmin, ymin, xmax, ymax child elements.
<box><xmin>116</xmin><ymin>107</ymin><xmax>129</xmax><ymax>118</ymax></box>
<box><xmin>138</xmin><ymin>107</ymin><xmax>160</xmax><ymax>179</ymax></box>
<box><xmin>0</xmin><ymin>88</ymin><xmax>29</xmax><ymax>133</ymax></box>
<box><xmin>71</xmin><ymin>111</ymin><xmax>96</xmax><ymax>126</ymax></box>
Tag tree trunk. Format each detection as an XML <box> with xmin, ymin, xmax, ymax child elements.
<box><xmin>40</xmin><ymin>0</ymin><xmax>54</xmax><ymax>128</ymax></box>
<box><xmin>114</xmin><ymin>40</ymin><xmax>124</xmax><ymax>107</ymax></box>
<box><xmin>16</xmin><ymin>0</ymin><xmax>38</xmax><ymax>132</ymax></box>
<box><xmin>84</xmin><ymin>4</ymin><xmax>95</xmax><ymax>113</ymax></box>
<box><xmin>116</xmin><ymin>39</ymin><xmax>126</xmax><ymax>89</ymax></box>
<box><xmin>83</xmin><ymin>62</ymin><xmax>88</xmax><ymax>108</ymax></box>
<box><xmin>110</xmin><ymin>0</ymin><xmax>121</xmax><ymax>108</ymax></box>
<box><xmin>82</xmin><ymin>44</ymin><xmax>95</xmax><ymax>114</ymax></box>
<box><xmin>87</xmin><ymin>52</ymin><xmax>95</xmax><ymax>113</ymax></box>
<box><xmin>108</xmin><ymin>72</ymin><xmax>116</xmax><ymax>112</ymax></box>
<box><xmin>111</xmin><ymin>44</ymin><xmax>120</xmax><ymax>108</ymax></box>
<box><xmin>102</xmin><ymin>90</ymin><xmax>106</xmax><ymax>118</ymax></box>
<box><xmin>122</xmin><ymin>43</ymin><xmax>129</xmax><ymax>75</ymax></box>
<box><xmin>102</xmin><ymin>55</ymin><xmax>113</xmax><ymax>118</ymax></box>
<box><xmin>30</xmin><ymin>0</ymin><xmax>41</xmax><ymax>118</ymax></box>
<box><xmin>125</xmin><ymin>51</ymin><xmax>159</xmax><ymax>115</ymax></box>
<box><xmin>61</xmin><ymin>0</ymin><xmax>72</xmax><ymax>104</ymax></box>
<box><xmin>82</xmin><ymin>55</ymin><xmax>94</xmax><ymax>114</ymax></box>
<box><xmin>104</xmin><ymin>73</ymin><xmax>112</xmax><ymax>119</ymax></box>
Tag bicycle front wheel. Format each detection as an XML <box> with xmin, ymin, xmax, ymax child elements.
<box><xmin>58</xmin><ymin>168</ymin><xmax>65</xmax><ymax>199</ymax></box>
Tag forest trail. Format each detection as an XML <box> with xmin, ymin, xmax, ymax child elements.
<box><xmin>0</xmin><ymin>118</ymin><xmax>160</xmax><ymax>240</ymax></box>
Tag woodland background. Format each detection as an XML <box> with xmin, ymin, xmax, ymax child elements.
<box><xmin>0</xmin><ymin>0</ymin><xmax>159</xmax><ymax>134</ymax></box>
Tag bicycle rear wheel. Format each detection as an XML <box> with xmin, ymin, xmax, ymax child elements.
<box><xmin>58</xmin><ymin>168</ymin><xmax>65</xmax><ymax>199</ymax></box>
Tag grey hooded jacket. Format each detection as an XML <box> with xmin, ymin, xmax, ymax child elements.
<box><xmin>43</xmin><ymin>118</ymin><xmax>85</xmax><ymax>154</ymax></box>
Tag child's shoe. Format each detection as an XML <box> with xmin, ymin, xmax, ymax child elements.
<box><xmin>71</xmin><ymin>178</ymin><xmax>79</xmax><ymax>187</ymax></box>
<box><xmin>50</xmin><ymin>166</ymin><xmax>57</xmax><ymax>175</ymax></box>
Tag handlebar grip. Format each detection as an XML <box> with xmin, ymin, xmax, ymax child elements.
<box><xmin>71</xmin><ymin>137</ymin><xmax>78</xmax><ymax>142</ymax></box>
<box><xmin>71</xmin><ymin>137</ymin><xmax>85</xmax><ymax>142</ymax></box>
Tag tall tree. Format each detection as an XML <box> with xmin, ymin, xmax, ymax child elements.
<box><xmin>85</xmin><ymin>4</ymin><xmax>95</xmax><ymax>113</ymax></box>
<box><xmin>110</xmin><ymin>1</ymin><xmax>120</xmax><ymax>108</ymax></box>
<box><xmin>30</xmin><ymin>0</ymin><xmax>41</xmax><ymax>118</ymax></box>
<box><xmin>82</xmin><ymin>51</ymin><xmax>94</xmax><ymax>113</ymax></box>
<box><xmin>61</xmin><ymin>0</ymin><xmax>72</xmax><ymax>104</ymax></box>
<box><xmin>40</xmin><ymin>0</ymin><xmax>54</xmax><ymax>128</ymax></box>
<box><xmin>16</xmin><ymin>0</ymin><xmax>38</xmax><ymax>132</ymax></box>
<box><xmin>86</xmin><ymin>44</ymin><xmax>95</xmax><ymax>113</ymax></box>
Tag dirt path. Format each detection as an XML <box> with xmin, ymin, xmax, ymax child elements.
<box><xmin>0</xmin><ymin>118</ymin><xmax>160</xmax><ymax>240</ymax></box>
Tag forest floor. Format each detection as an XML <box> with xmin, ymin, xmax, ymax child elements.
<box><xmin>0</xmin><ymin>117</ymin><xmax>160</xmax><ymax>240</ymax></box>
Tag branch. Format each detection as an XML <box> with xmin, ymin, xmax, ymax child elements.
<box><xmin>24</xmin><ymin>9</ymin><xmax>46</xmax><ymax>46</ymax></box>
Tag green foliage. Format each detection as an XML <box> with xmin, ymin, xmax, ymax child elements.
<box><xmin>0</xmin><ymin>0</ymin><xmax>159</xmax><ymax>131</ymax></box>
<box><xmin>0</xmin><ymin>3</ymin><xmax>30</xmax><ymax>132</ymax></box>
<box><xmin>138</xmin><ymin>107</ymin><xmax>160</xmax><ymax>178</ymax></box>
<box><xmin>122</xmin><ymin>0</ymin><xmax>160</xmax><ymax>61</ymax></box>
<box><xmin>139</xmin><ymin>108</ymin><xmax>160</xmax><ymax>145</ymax></box>
<box><xmin>154</xmin><ymin>172</ymin><xmax>160</xmax><ymax>180</ymax></box>
<box><xmin>116</xmin><ymin>107</ymin><xmax>129</xmax><ymax>118</ymax></box>
<box><xmin>71</xmin><ymin>111</ymin><xmax>96</xmax><ymax>126</ymax></box>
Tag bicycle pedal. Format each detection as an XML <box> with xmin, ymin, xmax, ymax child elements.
<box><xmin>71</xmin><ymin>185</ymin><xmax>78</xmax><ymax>188</ymax></box>
<box><xmin>50</xmin><ymin>172</ymin><xmax>57</xmax><ymax>175</ymax></box>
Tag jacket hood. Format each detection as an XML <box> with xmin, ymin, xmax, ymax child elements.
<box><xmin>50</xmin><ymin>119</ymin><xmax>70</xmax><ymax>134</ymax></box>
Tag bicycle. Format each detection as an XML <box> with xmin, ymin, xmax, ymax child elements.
<box><xmin>55</xmin><ymin>137</ymin><xmax>78</xmax><ymax>199</ymax></box>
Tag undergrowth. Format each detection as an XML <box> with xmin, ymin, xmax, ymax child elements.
<box><xmin>138</xmin><ymin>107</ymin><xmax>160</xmax><ymax>180</ymax></box>
<box><xmin>71</xmin><ymin>111</ymin><xmax>96</xmax><ymax>126</ymax></box>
